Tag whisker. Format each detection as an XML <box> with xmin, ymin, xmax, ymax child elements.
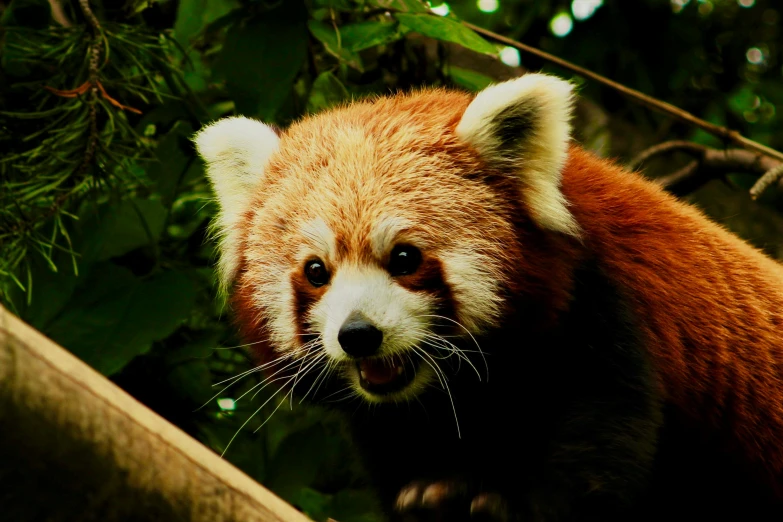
<box><xmin>213</xmin><ymin>351</ymin><xmax>294</xmax><ymax>386</ymax></box>
<box><xmin>289</xmin><ymin>340</ymin><xmax>325</xmax><ymax>407</ymax></box>
<box><xmin>283</xmin><ymin>350</ymin><xmax>328</xmax><ymax>404</ymax></box>
<box><xmin>419</xmin><ymin>314</ymin><xmax>488</xmax><ymax>381</ymax></box>
<box><xmin>305</xmin><ymin>355</ymin><xmax>343</xmax><ymax>404</ymax></box>
<box><xmin>195</xmin><ymin>353</ymin><xmax>296</xmax><ymax>412</ymax></box>
<box><xmin>411</xmin><ymin>345</ymin><xmax>461</xmax><ymax>439</ymax></box>
<box><xmin>220</xmin><ymin>371</ymin><xmax>299</xmax><ymax>457</ymax></box>
<box><xmin>210</xmin><ymin>338</ymin><xmax>274</xmax><ymax>351</ymax></box>
<box><xmin>299</xmin><ymin>355</ymin><xmax>334</xmax><ymax>403</ymax></box>
<box><xmin>421</xmin><ymin>334</ymin><xmax>481</xmax><ymax>381</ymax></box>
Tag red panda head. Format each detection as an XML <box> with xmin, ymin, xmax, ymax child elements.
<box><xmin>195</xmin><ymin>73</ymin><xmax>579</xmax><ymax>403</ymax></box>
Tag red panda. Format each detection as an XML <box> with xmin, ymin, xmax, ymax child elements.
<box><xmin>195</xmin><ymin>73</ymin><xmax>783</xmax><ymax>521</ymax></box>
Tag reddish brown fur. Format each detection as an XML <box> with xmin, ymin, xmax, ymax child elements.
<box><xmin>561</xmin><ymin>148</ymin><xmax>783</xmax><ymax>489</ymax></box>
<box><xmin>227</xmin><ymin>87</ymin><xmax>783</xmax><ymax>494</ymax></box>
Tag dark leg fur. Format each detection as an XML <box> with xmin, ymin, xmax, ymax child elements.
<box><xmin>341</xmin><ymin>261</ymin><xmax>662</xmax><ymax>522</ymax></box>
<box><xmin>294</xmin><ymin>259</ymin><xmax>783</xmax><ymax>520</ymax></box>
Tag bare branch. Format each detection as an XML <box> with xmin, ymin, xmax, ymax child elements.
<box><xmin>629</xmin><ymin>141</ymin><xmax>708</xmax><ymax>170</ymax></box>
<box><xmin>655</xmin><ymin>161</ymin><xmax>700</xmax><ymax>193</ymax></box>
<box><xmin>750</xmin><ymin>164</ymin><xmax>783</xmax><ymax>200</ymax></box>
<box><xmin>47</xmin><ymin>0</ymin><xmax>72</xmax><ymax>27</ymax></box>
<box><xmin>631</xmin><ymin>141</ymin><xmax>783</xmax><ymax>197</ymax></box>
<box><xmin>462</xmin><ymin>21</ymin><xmax>783</xmax><ymax>164</ymax></box>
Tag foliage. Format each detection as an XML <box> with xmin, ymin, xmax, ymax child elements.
<box><xmin>1</xmin><ymin>0</ymin><xmax>781</xmax><ymax>519</ymax></box>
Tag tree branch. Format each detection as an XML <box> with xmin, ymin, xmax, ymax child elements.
<box><xmin>629</xmin><ymin>140</ymin><xmax>783</xmax><ymax>197</ymax></box>
<box><xmin>47</xmin><ymin>0</ymin><xmax>72</xmax><ymax>27</ymax></box>
<box><xmin>750</xmin><ymin>164</ymin><xmax>783</xmax><ymax>200</ymax></box>
<box><xmin>462</xmin><ymin>21</ymin><xmax>783</xmax><ymax>164</ymax></box>
<box><xmin>628</xmin><ymin>141</ymin><xmax>708</xmax><ymax>170</ymax></box>
<box><xmin>0</xmin><ymin>304</ymin><xmax>311</xmax><ymax>522</ymax></box>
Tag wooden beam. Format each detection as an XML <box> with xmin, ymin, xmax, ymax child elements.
<box><xmin>0</xmin><ymin>304</ymin><xmax>312</xmax><ymax>522</ymax></box>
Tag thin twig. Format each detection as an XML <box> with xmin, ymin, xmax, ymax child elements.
<box><xmin>77</xmin><ymin>0</ymin><xmax>102</xmax><ymax>176</ymax></box>
<box><xmin>631</xmin><ymin>141</ymin><xmax>782</xmax><ymax>197</ymax></box>
<box><xmin>47</xmin><ymin>0</ymin><xmax>72</xmax><ymax>27</ymax></box>
<box><xmin>750</xmin><ymin>164</ymin><xmax>783</xmax><ymax>200</ymax></box>
<box><xmin>655</xmin><ymin>161</ymin><xmax>700</xmax><ymax>194</ymax></box>
<box><xmin>462</xmin><ymin>21</ymin><xmax>783</xmax><ymax>164</ymax></box>
<box><xmin>629</xmin><ymin>141</ymin><xmax>708</xmax><ymax>170</ymax></box>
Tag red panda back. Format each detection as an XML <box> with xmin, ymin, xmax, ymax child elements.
<box><xmin>562</xmin><ymin>147</ymin><xmax>783</xmax><ymax>487</ymax></box>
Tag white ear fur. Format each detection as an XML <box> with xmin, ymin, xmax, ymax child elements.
<box><xmin>456</xmin><ymin>73</ymin><xmax>580</xmax><ymax>237</ymax></box>
<box><xmin>193</xmin><ymin>116</ymin><xmax>280</xmax><ymax>290</ymax></box>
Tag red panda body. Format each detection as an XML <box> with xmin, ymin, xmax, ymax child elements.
<box><xmin>563</xmin><ymin>148</ymin><xmax>783</xmax><ymax>487</ymax></box>
<box><xmin>195</xmin><ymin>74</ymin><xmax>783</xmax><ymax>521</ymax></box>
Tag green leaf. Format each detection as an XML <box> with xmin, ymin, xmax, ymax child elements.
<box><xmin>366</xmin><ymin>0</ymin><xmax>430</xmax><ymax>13</ymax></box>
<box><xmin>11</xmin><ymin>251</ymin><xmax>80</xmax><ymax>331</ymax></box>
<box><xmin>44</xmin><ymin>266</ymin><xmax>198</xmax><ymax>375</ymax></box>
<box><xmin>308</xmin><ymin>20</ymin><xmax>364</xmax><ymax>71</ymax></box>
<box><xmin>330</xmin><ymin>489</ymin><xmax>384</xmax><ymax>522</ymax></box>
<box><xmin>80</xmin><ymin>199</ymin><xmax>168</xmax><ymax>262</ymax></box>
<box><xmin>173</xmin><ymin>0</ymin><xmax>239</xmax><ymax>46</ymax></box>
<box><xmin>147</xmin><ymin>121</ymin><xmax>195</xmax><ymax>207</ymax></box>
<box><xmin>216</xmin><ymin>2</ymin><xmax>308</xmax><ymax>120</ymax></box>
<box><xmin>267</xmin><ymin>423</ymin><xmax>342</xmax><ymax>503</ymax></box>
<box><xmin>394</xmin><ymin>13</ymin><xmax>497</xmax><ymax>55</ymax></box>
<box><xmin>339</xmin><ymin>20</ymin><xmax>408</xmax><ymax>52</ymax></box>
<box><xmin>448</xmin><ymin>66</ymin><xmax>494</xmax><ymax>91</ymax></box>
<box><xmin>307</xmin><ymin>72</ymin><xmax>349</xmax><ymax>113</ymax></box>
<box><xmin>728</xmin><ymin>85</ymin><xmax>757</xmax><ymax>115</ymax></box>
<box><xmin>297</xmin><ymin>488</ymin><xmax>333</xmax><ymax>521</ymax></box>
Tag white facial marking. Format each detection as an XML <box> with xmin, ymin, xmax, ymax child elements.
<box><xmin>299</xmin><ymin>218</ymin><xmax>337</xmax><ymax>261</ymax></box>
<box><xmin>370</xmin><ymin>216</ymin><xmax>413</xmax><ymax>258</ymax></box>
<box><xmin>193</xmin><ymin>116</ymin><xmax>280</xmax><ymax>292</ymax></box>
<box><xmin>440</xmin><ymin>248</ymin><xmax>503</xmax><ymax>333</ymax></box>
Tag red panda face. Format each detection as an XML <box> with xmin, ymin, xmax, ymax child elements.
<box><xmin>195</xmin><ymin>74</ymin><xmax>578</xmax><ymax>403</ymax></box>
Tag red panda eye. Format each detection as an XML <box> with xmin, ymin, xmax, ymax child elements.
<box><xmin>388</xmin><ymin>245</ymin><xmax>422</xmax><ymax>276</ymax></box>
<box><xmin>304</xmin><ymin>259</ymin><xmax>330</xmax><ymax>287</ymax></box>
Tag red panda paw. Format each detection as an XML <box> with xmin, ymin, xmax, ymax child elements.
<box><xmin>394</xmin><ymin>479</ymin><xmax>510</xmax><ymax>522</ymax></box>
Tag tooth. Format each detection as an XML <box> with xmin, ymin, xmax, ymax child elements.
<box><xmin>360</xmin><ymin>370</ymin><xmax>367</xmax><ymax>380</ymax></box>
<box><xmin>397</xmin><ymin>366</ymin><xmax>403</xmax><ymax>375</ymax></box>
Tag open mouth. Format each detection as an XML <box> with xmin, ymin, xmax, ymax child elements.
<box><xmin>356</xmin><ymin>353</ymin><xmax>418</xmax><ymax>395</ymax></box>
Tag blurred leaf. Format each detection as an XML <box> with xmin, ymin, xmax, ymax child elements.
<box><xmin>307</xmin><ymin>72</ymin><xmax>349</xmax><ymax>113</ymax></box>
<box><xmin>199</xmin><ymin>419</ymin><xmax>267</xmax><ymax>481</ymax></box>
<box><xmin>308</xmin><ymin>20</ymin><xmax>364</xmax><ymax>71</ymax></box>
<box><xmin>298</xmin><ymin>488</ymin><xmax>333</xmax><ymax>521</ymax></box>
<box><xmin>164</xmin><ymin>331</ymin><xmax>220</xmax><ymax>405</ymax></box>
<box><xmin>394</xmin><ymin>13</ymin><xmax>497</xmax><ymax>55</ymax></box>
<box><xmin>330</xmin><ymin>489</ymin><xmax>384</xmax><ymax>522</ymax></box>
<box><xmin>340</xmin><ymin>20</ymin><xmax>407</xmax><ymax>51</ymax></box>
<box><xmin>44</xmin><ymin>265</ymin><xmax>197</xmax><ymax>375</ymax></box>
<box><xmin>173</xmin><ymin>0</ymin><xmax>239</xmax><ymax>46</ymax></box>
<box><xmin>727</xmin><ymin>85</ymin><xmax>757</xmax><ymax>115</ymax></box>
<box><xmin>80</xmin><ymin>199</ymin><xmax>168</xmax><ymax>262</ymax></box>
<box><xmin>10</xmin><ymin>251</ymin><xmax>80</xmax><ymax>331</ymax></box>
<box><xmin>448</xmin><ymin>66</ymin><xmax>493</xmax><ymax>91</ymax></box>
<box><xmin>216</xmin><ymin>2</ymin><xmax>308</xmax><ymax>120</ymax></box>
<box><xmin>267</xmin><ymin>423</ymin><xmax>342</xmax><ymax>502</ymax></box>
<box><xmin>366</xmin><ymin>0</ymin><xmax>429</xmax><ymax>13</ymax></box>
<box><xmin>147</xmin><ymin>121</ymin><xmax>195</xmax><ymax>207</ymax></box>
<box><xmin>296</xmin><ymin>486</ymin><xmax>382</xmax><ymax>522</ymax></box>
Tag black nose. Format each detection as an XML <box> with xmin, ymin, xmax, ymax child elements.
<box><xmin>338</xmin><ymin>312</ymin><xmax>383</xmax><ymax>358</ymax></box>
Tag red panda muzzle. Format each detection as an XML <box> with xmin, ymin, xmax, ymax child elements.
<box><xmin>358</xmin><ymin>354</ymin><xmax>417</xmax><ymax>393</ymax></box>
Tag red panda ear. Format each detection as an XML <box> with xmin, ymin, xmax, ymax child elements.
<box><xmin>193</xmin><ymin>116</ymin><xmax>280</xmax><ymax>290</ymax></box>
<box><xmin>456</xmin><ymin>73</ymin><xmax>580</xmax><ymax>237</ymax></box>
